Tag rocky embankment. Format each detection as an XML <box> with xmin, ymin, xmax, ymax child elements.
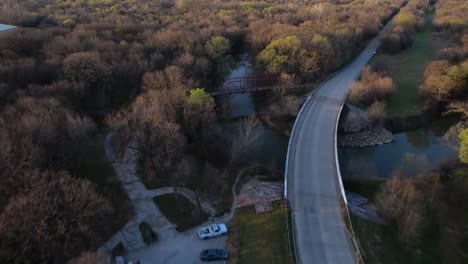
<box><xmin>338</xmin><ymin>104</ymin><xmax>395</xmax><ymax>147</ymax></box>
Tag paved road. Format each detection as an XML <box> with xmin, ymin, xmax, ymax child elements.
<box><xmin>286</xmin><ymin>24</ymin><xmax>392</xmax><ymax>263</ymax></box>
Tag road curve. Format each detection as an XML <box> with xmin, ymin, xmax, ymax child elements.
<box><xmin>285</xmin><ymin>24</ymin><xmax>392</xmax><ymax>264</ymax></box>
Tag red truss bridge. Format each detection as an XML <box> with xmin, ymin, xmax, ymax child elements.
<box><xmin>211</xmin><ymin>75</ymin><xmax>278</xmax><ymax>96</ymax></box>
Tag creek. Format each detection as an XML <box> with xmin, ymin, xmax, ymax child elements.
<box><xmin>217</xmin><ymin>58</ymin><xmax>458</xmax><ymax>179</ymax></box>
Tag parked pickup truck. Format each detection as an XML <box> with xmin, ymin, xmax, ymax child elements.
<box><xmin>197</xmin><ymin>224</ymin><xmax>228</xmax><ymax>239</ymax></box>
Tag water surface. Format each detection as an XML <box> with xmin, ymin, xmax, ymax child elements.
<box><xmin>339</xmin><ymin>117</ymin><xmax>458</xmax><ymax>179</ymax></box>
<box><xmin>217</xmin><ymin>58</ymin><xmax>287</xmax><ymax>171</ymax></box>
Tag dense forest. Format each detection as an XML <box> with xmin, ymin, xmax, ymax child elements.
<box><xmin>0</xmin><ymin>0</ymin><xmax>423</xmax><ymax>262</ymax></box>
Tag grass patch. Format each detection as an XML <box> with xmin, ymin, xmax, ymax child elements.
<box><xmin>138</xmin><ymin>222</ymin><xmax>158</xmax><ymax>244</ymax></box>
<box><xmin>226</xmin><ymin>201</ymin><xmax>292</xmax><ymax>264</ymax></box>
<box><xmin>351</xmin><ymin>215</ymin><xmax>443</xmax><ymax>264</ymax></box>
<box><xmin>286</xmin><ymin>205</ymin><xmax>296</xmax><ymax>264</ymax></box>
<box><xmin>153</xmin><ymin>193</ymin><xmax>208</xmax><ymax>232</ymax></box>
<box><xmin>373</xmin><ymin>13</ymin><xmax>440</xmax><ymax>115</ymax></box>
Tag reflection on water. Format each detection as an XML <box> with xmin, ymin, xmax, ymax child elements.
<box><xmin>218</xmin><ymin>121</ymin><xmax>288</xmax><ymax>171</ymax></box>
<box><xmin>339</xmin><ymin>117</ymin><xmax>459</xmax><ymax>179</ymax></box>
<box><xmin>217</xmin><ymin>57</ymin><xmax>288</xmax><ymax>171</ymax></box>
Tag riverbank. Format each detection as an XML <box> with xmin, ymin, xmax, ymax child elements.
<box><xmin>346</xmin><ymin>161</ymin><xmax>468</xmax><ymax>263</ymax></box>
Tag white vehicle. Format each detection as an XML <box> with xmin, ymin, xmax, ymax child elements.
<box><xmin>197</xmin><ymin>224</ymin><xmax>228</xmax><ymax>239</ymax></box>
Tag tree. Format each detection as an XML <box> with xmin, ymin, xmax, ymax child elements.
<box><xmin>257</xmin><ymin>35</ymin><xmax>320</xmax><ymax>76</ymax></box>
<box><xmin>459</xmin><ymin>129</ymin><xmax>468</xmax><ymax>163</ymax></box>
<box><xmin>141</xmin><ymin>66</ymin><xmax>187</xmax><ymax>92</ymax></box>
<box><xmin>187</xmin><ymin>88</ymin><xmax>215</xmax><ymax>109</ymax></box>
<box><xmin>1</xmin><ymin>97</ymin><xmax>96</xmax><ymax>169</ymax></box>
<box><xmin>184</xmin><ymin>88</ymin><xmax>216</xmax><ymax>139</ymax></box>
<box><xmin>63</xmin><ymin>52</ymin><xmax>111</xmax><ymax>85</ymax></box>
<box><xmin>444</xmin><ymin>122</ymin><xmax>466</xmax><ymax>151</ymax></box>
<box><xmin>205</xmin><ymin>36</ymin><xmax>231</xmax><ymax>61</ymax></box>
<box><xmin>0</xmin><ymin>170</ymin><xmax>112</xmax><ymax>262</ymax></box>
<box><xmin>115</xmin><ymin>89</ymin><xmax>187</xmax><ymax>181</ymax></box>
<box><xmin>419</xmin><ymin>60</ymin><xmax>467</xmax><ymax>101</ymax></box>
<box><xmin>231</xmin><ymin>116</ymin><xmax>264</xmax><ymax>161</ymax></box>
<box><xmin>349</xmin><ymin>66</ymin><xmax>394</xmax><ymax>105</ymax></box>
<box><xmin>375</xmin><ymin>175</ymin><xmax>424</xmax><ymax>245</ymax></box>
<box><xmin>444</xmin><ymin>101</ymin><xmax>468</xmax><ymax>120</ymax></box>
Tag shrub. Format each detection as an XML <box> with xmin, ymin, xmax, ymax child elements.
<box><xmin>62</xmin><ymin>18</ymin><xmax>76</xmax><ymax>27</ymax></box>
<box><xmin>419</xmin><ymin>60</ymin><xmax>467</xmax><ymax>101</ymax></box>
<box><xmin>63</xmin><ymin>52</ymin><xmax>111</xmax><ymax>85</ymax></box>
<box><xmin>367</xmin><ymin>100</ymin><xmax>386</xmax><ymax>121</ymax></box>
<box><xmin>349</xmin><ymin>66</ymin><xmax>394</xmax><ymax>105</ymax></box>
<box><xmin>375</xmin><ymin>175</ymin><xmax>424</xmax><ymax>245</ymax></box>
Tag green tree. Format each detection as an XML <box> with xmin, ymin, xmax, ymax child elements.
<box><xmin>62</xmin><ymin>18</ymin><xmax>76</xmax><ymax>27</ymax></box>
<box><xmin>459</xmin><ymin>129</ymin><xmax>468</xmax><ymax>163</ymax></box>
<box><xmin>257</xmin><ymin>35</ymin><xmax>319</xmax><ymax>76</ymax></box>
<box><xmin>187</xmin><ymin>88</ymin><xmax>215</xmax><ymax>110</ymax></box>
<box><xmin>419</xmin><ymin>60</ymin><xmax>466</xmax><ymax>101</ymax></box>
<box><xmin>184</xmin><ymin>88</ymin><xmax>216</xmax><ymax>139</ymax></box>
<box><xmin>205</xmin><ymin>36</ymin><xmax>231</xmax><ymax>61</ymax></box>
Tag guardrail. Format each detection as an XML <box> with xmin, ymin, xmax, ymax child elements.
<box><xmin>335</xmin><ymin>103</ymin><xmax>364</xmax><ymax>264</ymax></box>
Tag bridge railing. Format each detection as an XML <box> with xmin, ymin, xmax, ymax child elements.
<box><xmin>221</xmin><ymin>75</ymin><xmax>278</xmax><ymax>90</ymax></box>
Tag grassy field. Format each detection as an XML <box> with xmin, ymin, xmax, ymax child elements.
<box><xmin>352</xmin><ymin>215</ymin><xmax>443</xmax><ymax>264</ymax></box>
<box><xmin>374</xmin><ymin>13</ymin><xmax>439</xmax><ymax>115</ymax></box>
<box><xmin>153</xmin><ymin>193</ymin><xmax>208</xmax><ymax>232</ymax></box>
<box><xmin>226</xmin><ymin>201</ymin><xmax>292</xmax><ymax>264</ymax></box>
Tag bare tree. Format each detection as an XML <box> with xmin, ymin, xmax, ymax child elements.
<box><xmin>231</xmin><ymin>116</ymin><xmax>264</xmax><ymax>161</ymax></box>
<box><xmin>375</xmin><ymin>174</ymin><xmax>424</xmax><ymax>245</ymax></box>
<box><xmin>0</xmin><ymin>170</ymin><xmax>112</xmax><ymax>262</ymax></box>
<box><xmin>444</xmin><ymin>101</ymin><xmax>468</xmax><ymax>120</ymax></box>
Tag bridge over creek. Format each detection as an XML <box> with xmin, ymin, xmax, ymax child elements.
<box><xmin>210</xmin><ymin>75</ymin><xmax>278</xmax><ymax>96</ymax></box>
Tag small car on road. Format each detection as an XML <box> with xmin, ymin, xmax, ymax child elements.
<box><xmin>197</xmin><ymin>223</ymin><xmax>228</xmax><ymax>239</ymax></box>
<box><xmin>200</xmin><ymin>249</ymin><xmax>229</xmax><ymax>262</ymax></box>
